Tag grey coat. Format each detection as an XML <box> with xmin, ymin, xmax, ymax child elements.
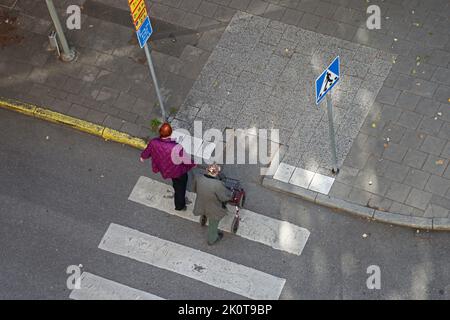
<box><xmin>193</xmin><ymin>174</ymin><xmax>232</xmax><ymax>221</ymax></box>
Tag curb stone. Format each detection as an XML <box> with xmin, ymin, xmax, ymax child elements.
<box><xmin>0</xmin><ymin>97</ymin><xmax>147</xmax><ymax>150</ymax></box>
<box><xmin>263</xmin><ymin>176</ymin><xmax>448</xmax><ymax>231</ymax></box>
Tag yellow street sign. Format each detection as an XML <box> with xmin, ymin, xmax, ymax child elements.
<box><xmin>128</xmin><ymin>0</ymin><xmax>148</xmax><ymax>30</ymax></box>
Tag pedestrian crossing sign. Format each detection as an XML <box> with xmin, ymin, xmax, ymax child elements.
<box><xmin>315</xmin><ymin>56</ymin><xmax>340</xmax><ymax>105</ymax></box>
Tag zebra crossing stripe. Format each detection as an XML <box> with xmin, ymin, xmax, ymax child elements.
<box><xmin>128</xmin><ymin>176</ymin><xmax>310</xmax><ymax>256</ymax></box>
<box><xmin>99</xmin><ymin>223</ymin><xmax>286</xmax><ymax>300</ymax></box>
<box><xmin>69</xmin><ymin>272</ymin><xmax>164</xmax><ymax>300</ymax></box>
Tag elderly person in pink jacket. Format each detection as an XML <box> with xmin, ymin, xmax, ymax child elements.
<box><xmin>140</xmin><ymin>123</ymin><xmax>195</xmax><ymax>211</ymax></box>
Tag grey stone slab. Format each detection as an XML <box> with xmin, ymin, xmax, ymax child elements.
<box><xmin>433</xmin><ymin>85</ymin><xmax>450</xmax><ymax>104</ymax></box>
<box><xmin>383</xmin><ymin>142</ymin><xmax>408</xmax><ymax>162</ymax></box>
<box><xmin>415</xmin><ymin>97</ymin><xmax>442</xmax><ymax>117</ymax></box>
<box><xmin>424</xmin><ymin>204</ymin><xmax>449</xmax><ymax>219</ymax></box>
<box><xmin>404</xmin><ymin>149</ymin><xmax>428</xmax><ymax>169</ymax></box>
<box><xmin>297</xmin><ymin>12</ymin><xmax>321</xmax><ymax>31</ymax></box>
<box><xmin>374</xmin><ymin>210</ymin><xmax>433</xmax><ymax>229</ymax></box>
<box><xmin>384</xmin><ymin>160</ymin><xmax>410</xmax><ymax>183</ymax></box>
<box><xmin>196</xmin><ymin>1</ymin><xmax>219</xmax><ymax>17</ymax></box>
<box><xmin>418</xmin><ymin>117</ymin><xmax>443</xmax><ymax>136</ymax></box>
<box><xmin>425</xmin><ymin>175</ymin><xmax>450</xmax><ymax>197</ymax></box>
<box><xmin>376</xmin><ymin>86</ymin><xmax>401</xmax><ymax>105</ymax></box>
<box><xmin>404</xmin><ymin>169</ymin><xmax>431</xmax><ymax>190</ymax></box>
<box><xmin>386</xmin><ymin>181</ymin><xmax>412</xmax><ymax>203</ymax></box>
<box><xmin>405</xmin><ymin>188</ymin><xmax>433</xmax><ymax>210</ymax></box>
<box><xmin>396</xmin><ymin>110</ymin><xmax>423</xmax><ymax>130</ymax></box>
<box><xmin>395</xmin><ymin>91</ymin><xmax>421</xmax><ymax>110</ymax></box>
<box><xmin>420</xmin><ymin>135</ymin><xmax>447</xmax><ymax>156</ymax></box>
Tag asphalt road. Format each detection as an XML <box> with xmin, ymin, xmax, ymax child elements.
<box><xmin>0</xmin><ymin>108</ymin><xmax>449</xmax><ymax>300</ymax></box>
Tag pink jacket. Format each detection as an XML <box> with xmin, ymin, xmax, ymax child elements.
<box><xmin>141</xmin><ymin>138</ymin><xmax>196</xmax><ymax>179</ymax></box>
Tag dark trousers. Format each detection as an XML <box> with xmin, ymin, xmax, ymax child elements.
<box><xmin>172</xmin><ymin>173</ymin><xmax>188</xmax><ymax>210</ymax></box>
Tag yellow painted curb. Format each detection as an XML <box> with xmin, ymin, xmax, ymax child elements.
<box><xmin>0</xmin><ymin>98</ymin><xmax>36</xmax><ymax>116</ymax></box>
<box><xmin>103</xmin><ymin>128</ymin><xmax>147</xmax><ymax>150</ymax></box>
<box><xmin>34</xmin><ymin>107</ymin><xmax>105</xmax><ymax>137</ymax></box>
<box><xmin>0</xmin><ymin>97</ymin><xmax>147</xmax><ymax>151</ymax></box>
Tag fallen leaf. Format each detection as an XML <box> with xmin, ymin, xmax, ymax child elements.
<box><xmin>372</xmin><ymin>123</ymin><xmax>377</xmax><ymax>128</ymax></box>
<box><xmin>436</xmin><ymin>159</ymin><xmax>444</xmax><ymax>165</ymax></box>
<box><xmin>384</xmin><ymin>143</ymin><xmax>389</xmax><ymax>148</ymax></box>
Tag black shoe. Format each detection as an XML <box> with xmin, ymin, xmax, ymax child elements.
<box><xmin>208</xmin><ymin>232</ymin><xmax>224</xmax><ymax>245</ymax></box>
<box><xmin>200</xmin><ymin>215</ymin><xmax>207</xmax><ymax>226</ymax></box>
<box><xmin>175</xmin><ymin>206</ymin><xmax>187</xmax><ymax>211</ymax></box>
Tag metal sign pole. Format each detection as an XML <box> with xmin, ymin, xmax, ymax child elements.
<box><xmin>45</xmin><ymin>0</ymin><xmax>76</xmax><ymax>62</ymax></box>
<box><xmin>326</xmin><ymin>95</ymin><xmax>339</xmax><ymax>174</ymax></box>
<box><xmin>144</xmin><ymin>42</ymin><xmax>167</xmax><ymax>121</ymax></box>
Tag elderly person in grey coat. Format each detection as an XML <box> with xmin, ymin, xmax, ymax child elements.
<box><xmin>193</xmin><ymin>164</ymin><xmax>232</xmax><ymax>245</ymax></box>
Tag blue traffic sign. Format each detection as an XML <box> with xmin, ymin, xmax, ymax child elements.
<box><xmin>137</xmin><ymin>16</ymin><xmax>153</xmax><ymax>48</ymax></box>
<box><xmin>315</xmin><ymin>56</ymin><xmax>340</xmax><ymax>105</ymax></box>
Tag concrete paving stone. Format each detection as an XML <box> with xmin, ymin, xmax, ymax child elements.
<box><xmin>179</xmin><ymin>12</ymin><xmax>203</xmax><ymax>29</ymax></box>
<box><xmin>353</xmin><ymin>170</ymin><xmax>392</xmax><ymax>196</ymax></box>
<box><xmin>386</xmin><ymin>181</ymin><xmax>412</xmax><ymax>203</ymax></box>
<box><xmin>376</xmin><ymin>86</ymin><xmax>401</xmax><ymax>105</ymax></box>
<box><xmin>117</xmin><ymin>109</ymin><xmax>138</xmax><ymax>123</ymax></box>
<box><xmin>420</xmin><ymin>135</ymin><xmax>447</xmax><ymax>156</ymax></box>
<box><xmin>416</xmin><ymin>99</ymin><xmax>445</xmax><ymax>122</ymax></box>
<box><xmin>377</xmin><ymin>104</ymin><xmax>402</xmax><ymax>123</ymax></box>
<box><xmin>438</xmin><ymin>121</ymin><xmax>450</xmax><ymax>140</ymax></box>
<box><xmin>196</xmin><ymin>1</ymin><xmax>219</xmax><ymax>17</ymax></box>
<box><xmin>297</xmin><ymin>12</ymin><xmax>321</xmax><ymax>31</ymax></box>
<box><xmin>328</xmin><ymin>181</ymin><xmax>352</xmax><ymax>199</ymax></box>
<box><xmin>246</xmin><ymin>0</ymin><xmax>269</xmax><ymax>15</ymax></box>
<box><xmin>278</xmin><ymin>0</ymin><xmax>299</xmax><ymax>9</ymax></box>
<box><xmin>179</xmin><ymin>0</ymin><xmax>203</xmax><ymax>11</ymax></box>
<box><xmin>393</xmin><ymin>73</ymin><xmax>415</xmax><ymax>91</ymax></box>
<box><xmin>346</xmin><ymin>187</ymin><xmax>376</xmax><ymax>207</ymax></box>
<box><xmin>423</xmin><ymin>154</ymin><xmax>449</xmax><ymax>176</ymax></box>
<box><xmin>433</xmin><ymin>85</ymin><xmax>450</xmax><ymax>104</ymax></box>
<box><xmin>413</xmin><ymin>62</ymin><xmax>438</xmax><ymax>81</ymax></box>
<box><xmin>395</xmin><ymin>91</ymin><xmax>421</xmax><ymax>111</ymax></box>
<box><xmin>298</xmin><ymin>0</ymin><xmax>320</xmax><ymax>14</ymax></box>
<box><xmin>102</xmin><ymin>114</ymin><xmax>125</xmax><ymax>131</ymax></box>
<box><xmin>425</xmin><ymin>174</ymin><xmax>450</xmax><ymax>197</ymax></box>
<box><xmin>279</xmin><ymin>8</ymin><xmax>302</xmax><ymax>26</ymax></box>
<box><xmin>403</xmin><ymin>149</ymin><xmax>428</xmax><ymax>169</ymax></box>
<box><xmin>67</xmin><ymin>104</ymin><xmax>90</xmax><ymax>119</ymax></box>
<box><xmin>418</xmin><ymin>116</ymin><xmax>444</xmax><ymax>136</ymax></box>
<box><xmin>408</xmin><ymin>79</ymin><xmax>439</xmax><ymax>98</ymax></box>
<box><xmin>260</xmin><ymin>29</ymin><xmax>284</xmax><ymax>45</ymax></box>
<box><xmin>50</xmin><ymin>99</ymin><xmax>72</xmax><ymax>114</ymax></box>
<box><xmin>214</xmin><ymin>5</ymin><xmax>236</xmax><ymax>22</ymax></box>
<box><xmin>441</xmin><ymin>141</ymin><xmax>450</xmax><ymax>159</ymax></box>
<box><xmin>85</xmin><ymin>109</ymin><xmax>107</xmax><ymax>125</ymax></box>
<box><xmin>405</xmin><ymin>188</ymin><xmax>433</xmax><ymax>211</ymax></box>
<box><xmin>228</xmin><ymin>0</ymin><xmax>251</xmax><ymax>10</ymax></box>
<box><xmin>263</xmin><ymin>4</ymin><xmax>286</xmax><ymax>21</ymax></box>
<box><xmin>383</xmin><ymin>159</ymin><xmax>410</xmax><ymax>183</ymax></box>
<box><xmin>404</xmin><ymin>169</ymin><xmax>431</xmax><ymax>190</ymax></box>
<box><xmin>120</xmin><ymin>121</ymin><xmax>141</xmax><ymax>137</ymax></box>
<box><xmin>113</xmin><ymin>92</ymin><xmax>137</xmax><ymax>111</ymax></box>
<box><xmin>396</xmin><ymin>110</ymin><xmax>423</xmax><ymax>130</ymax></box>
<box><xmin>95</xmin><ymin>87</ymin><xmax>120</xmax><ymax>104</ymax></box>
<box><xmin>427</xmin><ymin>49</ymin><xmax>450</xmax><ymax>67</ymax></box>
<box><xmin>383</xmin><ymin>142</ymin><xmax>408</xmax><ymax>163</ymax></box>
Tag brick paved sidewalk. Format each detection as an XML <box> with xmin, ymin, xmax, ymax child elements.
<box><xmin>0</xmin><ymin>0</ymin><xmax>449</xmax><ymax>222</ymax></box>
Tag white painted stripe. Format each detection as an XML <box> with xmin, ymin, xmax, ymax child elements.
<box><xmin>99</xmin><ymin>224</ymin><xmax>286</xmax><ymax>300</ymax></box>
<box><xmin>129</xmin><ymin>176</ymin><xmax>310</xmax><ymax>256</ymax></box>
<box><xmin>69</xmin><ymin>272</ymin><xmax>164</xmax><ymax>300</ymax></box>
